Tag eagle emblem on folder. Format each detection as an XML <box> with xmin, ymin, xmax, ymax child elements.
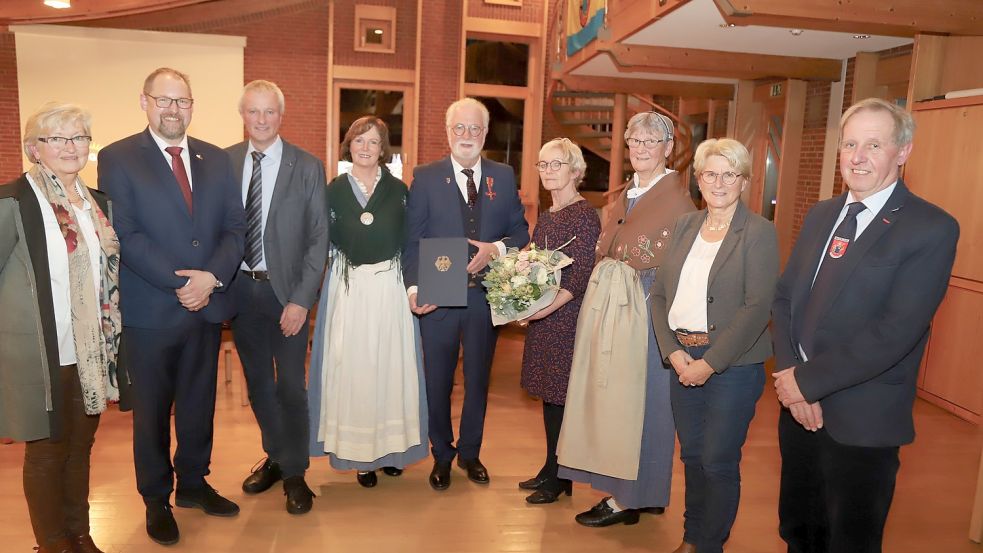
<box><xmin>435</xmin><ymin>256</ymin><xmax>452</xmax><ymax>272</ymax></box>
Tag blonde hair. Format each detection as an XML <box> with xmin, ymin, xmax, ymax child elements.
<box><xmin>240</xmin><ymin>79</ymin><xmax>285</xmax><ymax>114</ymax></box>
<box><xmin>539</xmin><ymin>137</ymin><xmax>587</xmax><ymax>188</ymax></box>
<box><xmin>840</xmin><ymin>97</ymin><xmax>915</xmax><ymax>147</ymax></box>
<box><xmin>693</xmin><ymin>138</ymin><xmax>751</xmax><ymax>178</ymax></box>
<box><xmin>23</xmin><ymin>102</ymin><xmax>92</xmax><ymax>161</ymax></box>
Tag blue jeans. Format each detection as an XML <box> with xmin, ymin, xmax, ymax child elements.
<box><xmin>670</xmin><ymin>345</ymin><xmax>764</xmax><ymax>553</ymax></box>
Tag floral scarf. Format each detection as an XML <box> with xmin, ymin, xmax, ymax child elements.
<box><xmin>29</xmin><ymin>163</ymin><xmax>121</xmax><ymax>415</ymax></box>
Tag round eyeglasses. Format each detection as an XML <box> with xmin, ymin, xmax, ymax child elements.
<box><xmin>536</xmin><ymin>160</ymin><xmax>570</xmax><ymax>172</ymax></box>
<box><xmin>700</xmin><ymin>170</ymin><xmax>742</xmax><ymax>186</ymax></box>
<box><xmin>37</xmin><ymin>136</ymin><xmax>93</xmax><ymax>149</ymax></box>
<box><xmin>145</xmin><ymin>93</ymin><xmax>194</xmax><ymax>109</ymax></box>
<box><xmin>448</xmin><ymin>124</ymin><xmax>485</xmax><ymax>137</ymax></box>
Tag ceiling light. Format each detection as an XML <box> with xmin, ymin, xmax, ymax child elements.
<box><xmin>789</xmin><ymin>29</ymin><xmax>803</xmax><ymax>36</ymax></box>
<box><xmin>373</xmin><ymin>29</ymin><xmax>383</xmax><ymax>35</ymax></box>
<box><xmin>718</xmin><ymin>23</ymin><xmax>737</xmax><ymax>29</ymax></box>
<box><xmin>853</xmin><ymin>34</ymin><xmax>871</xmax><ymax>39</ymax></box>
<box><xmin>44</xmin><ymin>0</ymin><xmax>71</xmax><ymax>8</ymax></box>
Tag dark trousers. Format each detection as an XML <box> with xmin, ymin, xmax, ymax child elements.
<box><xmin>125</xmin><ymin>319</ymin><xmax>221</xmax><ymax>500</ymax></box>
<box><xmin>23</xmin><ymin>364</ymin><xmax>100</xmax><ymax>547</ymax></box>
<box><xmin>670</xmin><ymin>345</ymin><xmax>764</xmax><ymax>553</ymax></box>
<box><xmin>778</xmin><ymin>408</ymin><xmax>900</xmax><ymax>553</ymax></box>
<box><xmin>232</xmin><ymin>276</ymin><xmax>310</xmax><ymax>478</ymax></box>
<box><xmin>536</xmin><ymin>401</ymin><xmax>567</xmax><ymax>493</ymax></box>
<box><xmin>419</xmin><ymin>287</ymin><xmax>498</xmax><ymax>462</ymax></box>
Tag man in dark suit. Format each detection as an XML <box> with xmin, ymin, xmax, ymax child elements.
<box><xmin>772</xmin><ymin>97</ymin><xmax>959</xmax><ymax>553</ymax></box>
<box><xmin>403</xmin><ymin>97</ymin><xmax>529</xmax><ymax>490</ymax></box>
<box><xmin>98</xmin><ymin>67</ymin><xmax>246</xmax><ymax>546</ymax></box>
<box><xmin>226</xmin><ymin>80</ymin><xmax>328</xmax><ymax>514</ymax></box>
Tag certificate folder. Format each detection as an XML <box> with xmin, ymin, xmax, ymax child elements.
<box><xmin>418</xmin><ymin>237</ymin><xmax>468</xmax><ymax>307</ymax></box>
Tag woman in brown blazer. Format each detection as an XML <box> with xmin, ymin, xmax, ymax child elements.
<box><xmin>651</xmin><ymin>138</ymin><xmax>779</xmax><ymax>553</ymax></box>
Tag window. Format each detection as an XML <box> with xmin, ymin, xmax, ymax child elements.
<box><xmin>354</xmin><ymin>5</ymin><xmax>396</xmax><ymax>54</ymax></box>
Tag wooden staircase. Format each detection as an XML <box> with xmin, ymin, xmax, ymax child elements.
<box><xmin>548</xmin><ymin>80</ymin><xmax>694</xmax><ymax>202</ymax></box>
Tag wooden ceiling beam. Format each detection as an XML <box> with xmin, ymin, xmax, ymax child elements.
<box><xmin>0</xmin><ymin>0</ymin><xmax>209</xmax><ymax>25</ymax></box>
<box><xmin>557</xmin><ymin>74</ymin><xmax>734</xmax><ymax>100</ymax></box>
<box><xmin>597</xmin><ymin>40</ymin><xmax>843</xmax><ymax>81</ymax></box>
<box><xmin>714</xmin><ymin>0</ymin><xmax>983</xmax><ymax>37</ymax></box>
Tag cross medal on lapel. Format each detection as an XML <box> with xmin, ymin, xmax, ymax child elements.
<box><xmin>485</xmin><ymin>177</ymin><xmax>496</xmax><ymax>201</ymax></box>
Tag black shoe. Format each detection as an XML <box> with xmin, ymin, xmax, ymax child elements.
<box><xmin>456</xmin><ymin>457</ymin><xmax>490</xmax><ymax>484</ymax></box>
<box><xmin>574</xmin><ymin>497</ymin><xmax>640</xmax><ymax>527</ymax></box>
<box><xmin>175</xmin><ymin>483</ymin><xmax>240</xmax><ymax>517</ymax></box>
<box><xmin>283</xmin><ymin>476</ymin><xmax>315</xmax><ymax>515</ymax></box>
<box><xmin>242</xmin><ymin>457</ymin><xmax>282</xmax><ymax>494</ymax></box>
<box><xmin>518</xmin><ymin>475</ymin><xmax>547</xmax><ymax>490</ymax></box>
<box><xmin>429</xmin><ymin>461</ymin><xmax>451</xmax><ymax>491</ymax></box>
<box><xmin>356</xmin><ymin>470</ymin><xmax>378</xmax><ymax>488</ymax></box>
<box><xmin>525</xmin><ymin>480</ymin><xmax>572</xmax><ymax>504</ymax></box>
<box><xmin>381</xmin><ymin>466</ymin><xmax>403</xmax><ymax>477</ymax></box>
<box><xmin>145</xmin><ymin>501</ymin><xmax>179</xmax><ymax>545</ymax></box>
<box><xmin>639</xmin><ymin>506</ymin><xmax>666</xmax><ymax>515</ymax></box>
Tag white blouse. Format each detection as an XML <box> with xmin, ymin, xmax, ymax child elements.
<box><xmin>667</xmin><ymin>232</ymin><xmax>723</xmax><ymax>332</ymax></box>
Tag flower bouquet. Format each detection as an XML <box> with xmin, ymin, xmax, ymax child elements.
<box><xmin>482</xmin><ymin>239</ymin><xmax>575</xmax><ymax>326</ymax></box>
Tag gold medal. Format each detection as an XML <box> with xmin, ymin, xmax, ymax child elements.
<box><xmin>360</xmin><ymin>212</ymin><xmax>374</xmax><ymax>226</ymax></box>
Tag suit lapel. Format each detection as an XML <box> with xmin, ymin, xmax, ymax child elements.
<box><xmin>443</xmin><ymin>157</ymin><xmax>466</xmax><ymax>235</ymax></box>
<box><xmin>791</xmin><ymin>196</ymin><xmax>844</xmax><ymax>318</ymax></box>
<box><xmin>188</xmin><ymin>138</ymin><xmax>205</xmax><ymax>221</ymax></box>
<box><xmin>230</xmin><ymin>142</ymin><xmax>246</xmax><ymax>189</ymax></box>
<box><xmin>707</xmin><ymin>203</ymin><xmax>748</xmax><ymax>288</ymax></box>
<box><xmin>140</xmin><ymin>129</ymin><xmax>191</xmax><ymax>220</ymax></box>
<box><xmin>267</xmin><ymin>141</ymin><xmax>296</xmax><ymax>229</ymax></box>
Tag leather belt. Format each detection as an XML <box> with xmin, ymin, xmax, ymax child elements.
<box><xmin>675</xmin><ymin>329</ymin><xmax>710</xmax><ymax>347</ymax></box>
<box><xmin>240</xmin><ymin>270</ymin><xmax>270</xmax><ymax>282</ymax></box>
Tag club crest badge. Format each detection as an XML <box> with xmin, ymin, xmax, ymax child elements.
<box><xmin>435</xmin><ymin>256</ymin><xmax>452</xmax><ymax>272</ymax></box>
<box><xmin>828</xmin><ymin>236</ymin><xmax>850</xmax><ymax>259</ymax></box>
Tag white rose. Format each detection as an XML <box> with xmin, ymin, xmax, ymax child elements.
<box><xmin>511</xmin><ymin>275</ymin><xmax>529</xmax><ymax>287</ymax></box>
<box><xmin>535</xmin><ymin>268</ymin><xmax>549</xmax><ymax>285</ymax></box>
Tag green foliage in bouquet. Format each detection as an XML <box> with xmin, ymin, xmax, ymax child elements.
<box><xmin>481</xmin><ymin>239</ymin><xmax>574</xmax><ymax>322</ymax></box>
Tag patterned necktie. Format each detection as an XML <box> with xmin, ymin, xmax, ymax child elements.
<box><xmin>798</xmin><ymin>201</ymin><xmax>867</xmax><ymax>357</ymax></box>
<box><xmin>244</xmin><ymin>151</ymin><xmax>265</xmax><ymax>270</ymax></box>
<box><xmin>164</xmin><ymin>146</ymin><xmax>192</xmax><ymax>213</ymax></box>
<box><xmin>461</xmin><ymin>168</ymin><xmax>478</xmax><ymax>209</ymax></box>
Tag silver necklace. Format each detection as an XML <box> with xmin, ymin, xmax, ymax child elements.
<box><xmin>704</xmin><ymin>215</ymin><xmax>730</xmax><ymax>231</ymax></box>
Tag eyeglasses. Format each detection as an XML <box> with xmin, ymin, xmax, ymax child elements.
<box><xmin>37</xmin><ymin>135</ymin><xmax>92</xmax><ymax>148</ymax></box>
<box><xmin>535</xmin><ymin>160</ymin><xmax>570</xmax><ymax>172</ymax></box>
<box><xmin>626</xmin><ymin>137</ymin><xmax>665</xmax><ymax>149</ymax></box>
<box><xmin>448</xmin><ymin>124</ymin><xmax>485</xmax><ymax>137</ymax></box>
<box><xmin>145</xmin><ymin>93</ymin><xmax>194</xmax><ymax>109</ymax></box>
<box><xmin>700</xmin><ymin>170</ymin><xmax>742</xmax><ymax>186</ymax></box>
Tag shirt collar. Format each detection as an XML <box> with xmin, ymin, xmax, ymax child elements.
<box><xmin>247</xmin><ymin>135</ymin><xmax>283</xmax><ymax>164</ymax></box>
<box><xmin>846</xmin><ymin>180</ymin><xmax>897</xmax><ymax>216</ymax></box>
<box><xmin>451</xmin><ymin>156</ymin><xmax>481</xmax><ymax>179</ymax></box>
<box><xmin>628</xmin><ymin>169</ymin><xmax>674</xmax><ymax>199</ymax></box>
<box><xmin>147</xmin><ymin>126</ymin><xmax>189</xmax><ymax>154</ymax></box>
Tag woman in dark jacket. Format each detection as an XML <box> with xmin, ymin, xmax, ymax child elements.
<box><xmin>651</xmin><ymin>138</ymin><xmax>779</xmax><ymax>553</ymax></box>
<box><xmin>0</xmin><ymin>103</ymin><xmax>121</xmax><ymax>553</ymax></box>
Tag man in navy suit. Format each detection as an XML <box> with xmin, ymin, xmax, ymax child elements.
<box><xmin>98</xmin><ymin>67</ymin><xmax>246</xmax><ymax>546</ymax></box>
<box><xmin>403</xmin><ymin>98</ymin><xmax>529</xmax><ymax>491</ymax></box>
<box><xmin>772</xmin><ymin>98</ymin><xmax>959</xmax><ymax>553</ymax></box>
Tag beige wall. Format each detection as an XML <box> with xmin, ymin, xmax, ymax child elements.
<box><xmin>12</xmin><ymin>24</ymin><xmax>245</xmax><ymax>187</ymax></box>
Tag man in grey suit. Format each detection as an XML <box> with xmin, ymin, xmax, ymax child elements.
<box><xmin>226</xmin><ymin>80</ymin><xmax>329</xmax><ymax>514</ymax></box>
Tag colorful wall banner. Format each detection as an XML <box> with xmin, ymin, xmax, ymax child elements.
<box><xmin>566</xmin><ymin>0</ymin><xmax>605</xmax><ymax>57</ymax></box>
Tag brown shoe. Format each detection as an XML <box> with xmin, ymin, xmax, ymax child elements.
<box><xmin>671</xmin><ymin>541</ymin><xmax>696</xmax><ymax>553</ymax></box>
<box><xmin>36</xmin><ymin>538</ymin><xmax>73</xmax><ymax>553</ymax></box>
<box><xmin>70</xmin><ymin>534</ymin><xmax>105</xmax><ymax>553</ymax></box>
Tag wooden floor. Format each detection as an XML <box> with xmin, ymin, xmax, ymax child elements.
<box><xmin>1</xmin><ymin>327</ymin><xmax>981</xmax><ymax>552</ymax></box>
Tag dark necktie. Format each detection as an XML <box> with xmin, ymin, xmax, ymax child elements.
<box><xmin>164</xmin><ymin>146</ymin><xmax>192</xmax><ymax>213</ymax></box>
<box><xmin>244</xmin><ymin>151</ymin><xmax>265</xmax><ymax>270</ymax></box>
<box><xmin>461</xmin><ymin>168</ymin><xmax>478</xmax><ymax>208</ymax></box>
<box><xmin>799</xmin><ymin>201</ymin><xmax>867</xmax><ymax>357</ymax></box>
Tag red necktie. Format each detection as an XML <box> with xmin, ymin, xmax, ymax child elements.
<box><xmin>164</xmin><ymin>146</ymin><xmax>193</xmax><ymax>213</ymax></box>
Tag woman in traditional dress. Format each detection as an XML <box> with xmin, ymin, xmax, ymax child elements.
<box><xmin>307</xmin><ymin>116</ymin><xmax>427</xmax><ymax>487</ymax></box>
<box><xmin>651</xmin><ymin>139</ymin><xmax>778</xmax><ymax>553</ymax></box>
<box><xmin>518</xmin><ymin>138</ymin><xmax>601</xmax><ymax>504</ymax></box>
<box><xmin>558</xmin><ymin>111</ymin><xmax>695</xmax><ymax>526</ymax></box>
<box><xmin>0</xmin><ymin>102</ymin><xmax>121</xmax><ymax>553</ymax></box>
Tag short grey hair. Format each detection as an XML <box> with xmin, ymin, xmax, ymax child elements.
<box><xmin>445</xmin><ymin>97</ymin><xmax>490</xmax><ymax>128</ymax></box>
<box><xmin>540</xmin><ymin>137</ymin><xmax>587</xmax><ymax>188</ymax></box>
<box><xmin>143</xmin><ymin>67</ymin><xmax>192</xmax><ymax>95</ymax></box>
<box><xmin>840</xmin><ymin>97</ymin><xmax>915</xmax><ymax>147</ymax></box>
<box><xmin>23</xmin><ymin>102</ymin><xmax>92</xmax><ymax>161</ymax></box>
<box><xmin>624</xmin><ymin>111</ymin><xmax>674</xmax><ymax>142</ymax></box>
<box><xmin>239</xmin><ymin>79</ymin><xmax>285</xmax><ymax>114</ymax></box>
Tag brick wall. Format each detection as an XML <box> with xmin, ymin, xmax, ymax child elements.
<box><xmin>469</xmin><ymin>0</ymin><xmax>544</xmax><ymax>23</ymax></box>
<box><xmin>791</xmin><ymin>80</ymin><xmax>832</xmax><ymax>240</ymax></box>
<box><xmin>417</xmin><ymin>0</ymin><xmax>464</xmax><ymax>165</ymax></box>
<box><xmin>333</xmin><ymin>0</ymin><xmax>416</xmax><ymax>69</ymax></box>
<box><xmin>832</xmin><ymin>57</ymin><xmax>857</xmax><ymax>196</ymax></box>
<box><xmin>0</xmin><ymin>29</ymin><xmax>22</xmax><ymax>183</ymax></box>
